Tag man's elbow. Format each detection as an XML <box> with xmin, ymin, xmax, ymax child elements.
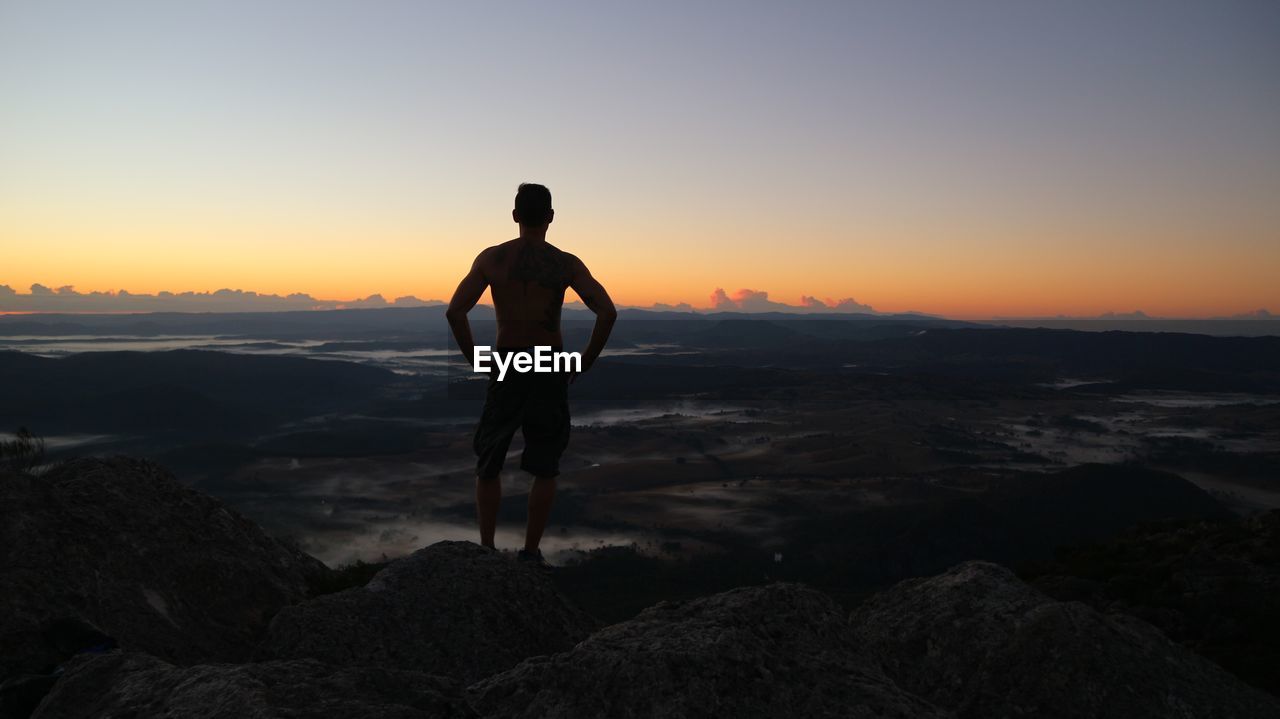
<box><xmin>599</xmin><ymin>307</ymin><xmax>618</xmax><ymax>323</ymax></box>
<box><xmin>445</xmin><ymin>306</ymin><xmax>466</xmax><ymax>322</ymax></box>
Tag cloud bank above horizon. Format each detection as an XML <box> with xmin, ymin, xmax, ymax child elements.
<box><xmin>0</xmin><ymin>283</ymin><xmax>1273</xmax><ymax>320</ymax></box>
<box><xmin>707</xmin><ymin>288</ymin><xmax>876</xmax><ymax>314</ymax></box>
<box><xmin>0</xmin><ymin>284</ymin><xmax>441</xmax><ymax>313</ymax></box>
<box><xmin>1</xmin><ymin>283</ymin><xmax>883</xmax><ymax>315</ymax></box>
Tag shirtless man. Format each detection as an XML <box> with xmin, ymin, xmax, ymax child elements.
<box><xmin>445</xmin><ymin>183</ymin><xmax>617</xmax><ymax>568</ymax></box>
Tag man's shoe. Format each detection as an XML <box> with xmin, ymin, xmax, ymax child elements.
<box><xmin>516</xmin><ymin>548</ymin><xmax>553</xmax><ymax>572</ymax></box>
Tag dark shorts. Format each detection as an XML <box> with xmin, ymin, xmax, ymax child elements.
<box><xmin>473</xmin><ymin>346</ymin><xmax>571</xmax><ymax>478</ymax></box>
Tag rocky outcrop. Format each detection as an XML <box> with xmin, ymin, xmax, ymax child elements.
<box><xmin>8</xmin><ymin>456</ymin><xmax>1276</xmax><ymax>719</ymax></box>
<box><xmin>1023</xmin><ymin>511</ymin><xmax>1280</xmax><ymax>696</ymax></box>
<box><xmin>850</xmin><ymin>561</ymin><xmax>1280</xmax><ymax>719</ymax></box>
<box><xmin>0</xmin><ymin>458</ymin><xmax>328</xmax><ymax>680</ymax></box>
<box><xmin>468</xmin><ymin>583</ymin><xmax>948</xmax><ymax>719</ymax></box>
<box><xmin>854</xmin><ymin>561</ymin><xmax>1045</xmax><ymax>711</ymax></box>
<box><xmin>261</xmin><ymin>541</ymin><xmax>596</xmax><ymax>684</ymax></box>
<box><xmin>29</xmin><ymin>651</ymin><xmax>473</xmax><ymax>719</ymax></box>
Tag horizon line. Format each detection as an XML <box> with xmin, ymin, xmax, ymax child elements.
<box><xmin>1</xmin><ymin>305</ymin><xmax>1276</xmax><ymax>323</ymax></box>
<box><xmin>0</xmin><ymin>282</ymin><xmax>1274</xmax><ymax>322</ymax></box>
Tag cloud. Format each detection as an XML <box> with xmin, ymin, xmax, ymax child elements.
<box><xmin>710</xmin><ymin>288</ymin><xmax>797</xmax><ymax>312</ymax></box>
<box><xmin>0</xmin><ymin>284</ymin><xmax>444</xmax><ymax>313</ymax></box>
<box><xmin>709</xmin><ymin>288</ymin><xmax>732</xmax><ymax>309</ymax></box>
<box><xmin>1</xmin><ymin>282</ymin><xmax>885</xmax><ymax>316</ymax></box>
<box><xmin>1097</xmin><ymin>310</ymin><xmax>1150</xmax><ymax>320</ymax></box>
<box><xmin>650</xmin><ymin>302</ymin><xmax>695</xmax><ymax>312</ymax></box>
<box><xmin>565</xmin><ymin>299</ymin><xmax>697</xmax><ymax>314</ymax></box>
<box><xmin>710</xmin><ymin>288</ymin><xmax>877</xmax><ymax>314</ymax></box>
<box><xmin>800</xmin><ymin>295</ymin><xmax>878</xmax><ymax>313</ymax></box>
<box><xmin>342</xmin><ymin>293</ymin><xmax>389</xmax><ymax>309</ymax></box>
<box><xmin>728</xmin><ymin>289</ymin><xmax>785</xmax><ymax>312</ymax></box>
<box><xmin>393</xmin><ymin>295</ymin><xmax>434</xmax><ymax>307</ymax></box>
<box><xmin>829</xmin><ymin>298</ymin><xmax>876</xmax><ymax>313</ymax></box>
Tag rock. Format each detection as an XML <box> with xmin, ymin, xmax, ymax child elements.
<box><xmin>468</xmin><ymin>583</ymin><xmax>948</xmax><ymax>719</ymax></box>
<box><xmin>261</xmin><ymin>541</ymin><xmax>595</xmax><ymax>684</ymax></box>
<box><xmin>0</xmin><ymin>620</ymin><xmax>115</xmax><ymax>719</ymax></box>
<box><xmin>29</xmin><ymin>651</ymin><xmax>473</xmax><ymax>719</ymax></box>
<box><xmin>0</xmin><ymin>458</ymin><xmax>329</xmax><ymax>680</ymax></box>
<box><xmin>850</xmin><ymin>561</ymin><xmax>1280</xmax><ymax>719</ymax></box>
<box><xmin>848</xmin><ymin>562</ymin><xmax>1047</xmax><ymax>711</ymax></box>
<box><xmin>1022</xmin><ymin>511</ymin><xmax>1280</xmax><ymax>696</ymax></box>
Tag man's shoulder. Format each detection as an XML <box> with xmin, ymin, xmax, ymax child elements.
<box><xmin>478</xmin><ymin>239</ymin><xmax>519</xmax><ymax>263</ymax></box>
<box><xmin>479</xmin><ymin>240</ymin><xmax>581</xmax><ymax>276</ymax></box>
<box><xmin>547</xmin><ymin>244</ymin><xmax>582</xmax><ymax>266</ymax></box>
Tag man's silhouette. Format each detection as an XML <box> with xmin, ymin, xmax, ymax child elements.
<box><xmin>446</xmin><ymin>183</ymin><xmax>616</xmax><ymax>568</ymax></box>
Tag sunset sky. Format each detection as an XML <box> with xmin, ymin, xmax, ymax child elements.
<box><xmin>2</xmin><ymin>1</ymin><xmax>1278</xmax><ymax>318</ymax></box>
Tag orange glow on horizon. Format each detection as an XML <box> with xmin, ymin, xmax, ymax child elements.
<box><xmin>0</xmin><ymin>276</ymin><xmax>1274</xmax><ymax>321</ymax></box>
<box><xmin>3</xmin><ymin>196</ymin><xmax>1277</xmax><ymax>320</ymax></box>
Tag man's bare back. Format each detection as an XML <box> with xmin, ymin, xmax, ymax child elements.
<box><xmin>485</xmin><ymin>238</ymin><xmax>574</xmax><ymax>347</ymax></box>
<box><xmin>447</xmin><ymin>237</ymin><xmax>616</xmax><ymax>367</ymax></box>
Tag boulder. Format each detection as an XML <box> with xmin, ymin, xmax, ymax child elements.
<box><xmin>848</xmin><ymin>562</ymin><xmax>1046</xmax><ymax>710</ymax></box>
<box><xmin>1023</xmin><ymin>510</ymin><xmax>1280</xmax><ymax>696</ymax></box>
<box><xmin>262</xmin><ymin>541</ymin><xmax>595</xmax><ymax>684</ymax></box>
<box><xmin>468</xmin><ymin>583</ymin><xmax>948</xmax><ymax>719</ymax></box>
<box><xmin>29</xmin><ymin>651</ymin><xmax>472</xmax><ymax>719</ymax></box>
<box><xmin>850</xmin><ymin>561</ymin><xmax>1280</xmax><ymax>719</ymax></box>
<box><xmin>0</xmin><ymin>458</ymin><xmax>328</xmax><ymax>679</ymax></box>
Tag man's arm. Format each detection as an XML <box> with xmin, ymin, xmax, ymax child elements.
<box><xmin>568</xmin><ymin>255</ymin><xmax>617</xmax><ymax>376</ymax></box>
<box><xmin>445</xmin><ymin>253</ymin><xmax>489</xmax><ymax>366</ymax></box>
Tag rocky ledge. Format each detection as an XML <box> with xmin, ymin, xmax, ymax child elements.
<box><xmin>1</xmin><ymin>458</ymin><xmax>327</xmax><ymax>677</ymax></box>
<box><xmin>261</xmin><ymin>541</ymin><xmax>597</xmax><ymax>684</ymax></box>
<box><xmin>4</xmin><ymin>458</ymin><xmax>1278</xmax><ymax>719</ymax></box>
<box><xmin>29</xmin><ymin>652</ymin><xmax>474</xmax><ymax>719</ymax></box>
<box><xmin>852</xmin><ymin>561</ymin><xmax>1280</xmax><ymax>719</ymax></box>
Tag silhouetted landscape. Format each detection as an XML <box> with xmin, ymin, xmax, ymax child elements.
<box><xmin>5</xmin><ymin>307</ymin><xmax>1278</xmax><ymax>560</ymax></box>
<box><xmin>3</xmin><ymin>307</ymin><xmax>1279</xmax><ymax>715</ymax></box>
<box><xmin>7</xmin><ymin>0</ymin><xmax>1279</xmax><ymax>714</ymax></box>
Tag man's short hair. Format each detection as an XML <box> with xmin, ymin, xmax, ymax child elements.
<box><xmin>514</xmin><ymin>183</ymin><xmax>553</xmax><ymax>225</ymax></box>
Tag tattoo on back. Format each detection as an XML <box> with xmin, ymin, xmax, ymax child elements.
<box><xmin>510</xmin><ymin>243</ymin><xmax>571</xmax><ymax>333</ymax></box>
<box><xmin>511</xmin><ymin>243</ymin><xmax>569</xmax><ymax>290</ymax></box>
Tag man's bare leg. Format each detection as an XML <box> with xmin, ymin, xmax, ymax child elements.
<box><xmin>524</xmin><ymin>476</ymin><xmax>556</xmax><ymax>552</ymax></box>
<box><xmin>476</xmin><ymin>475</ymin><xmax>501</xmax><ymax>549</ymax></box>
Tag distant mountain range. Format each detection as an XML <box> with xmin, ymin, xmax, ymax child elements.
<box><xmin>5</xmin><ymin>283</ymin><xmax>1271</xmax><ymax>327</ymax></box>
<box><xmin>0</xmin><ymin>305</ymin><xmax>959</xmax><ymax>341</ymax></box>
<box><xmin>2</xmin><ymin>305</ymin><xmax>1276</xmax><ymax>340</ymax></box>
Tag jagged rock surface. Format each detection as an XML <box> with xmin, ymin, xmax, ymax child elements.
<box><xmin>29</xmin><ymin>651</ymin><xmax>473</xmax><ymax>719</ymax></box>
<box><xmin>850</xmin><ymin>561</ymin><xmax>1280</xmax><ymax>719</ymax></box>
<box><xmin>1023</xmin><ymin>510</ymin><xmax>1280</xmax><ymax>696</ymax></box>
<box><xmin>0</xmin><ymin>458</ymin><xmax>328</xmax><ymax>678</ymax></box>
<box><xmin>468</xmin><ymin>583</ymin><xmax>949</xmax><ymax>719</ymax></box>
<box><xmin>262</xmin><ymin>541</ymin><xmax>595</xmax><ymax>684</ymax></box>
<box><xmin>9</xmin><ymin>455</ymin><xmax>1275</xmax><ymax>719</ymax></box>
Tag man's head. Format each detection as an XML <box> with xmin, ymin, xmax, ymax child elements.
<box><xmin>513</xmin><ymin>183</ymin><xmax>554</xmax><ymax>228</ymax></box>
